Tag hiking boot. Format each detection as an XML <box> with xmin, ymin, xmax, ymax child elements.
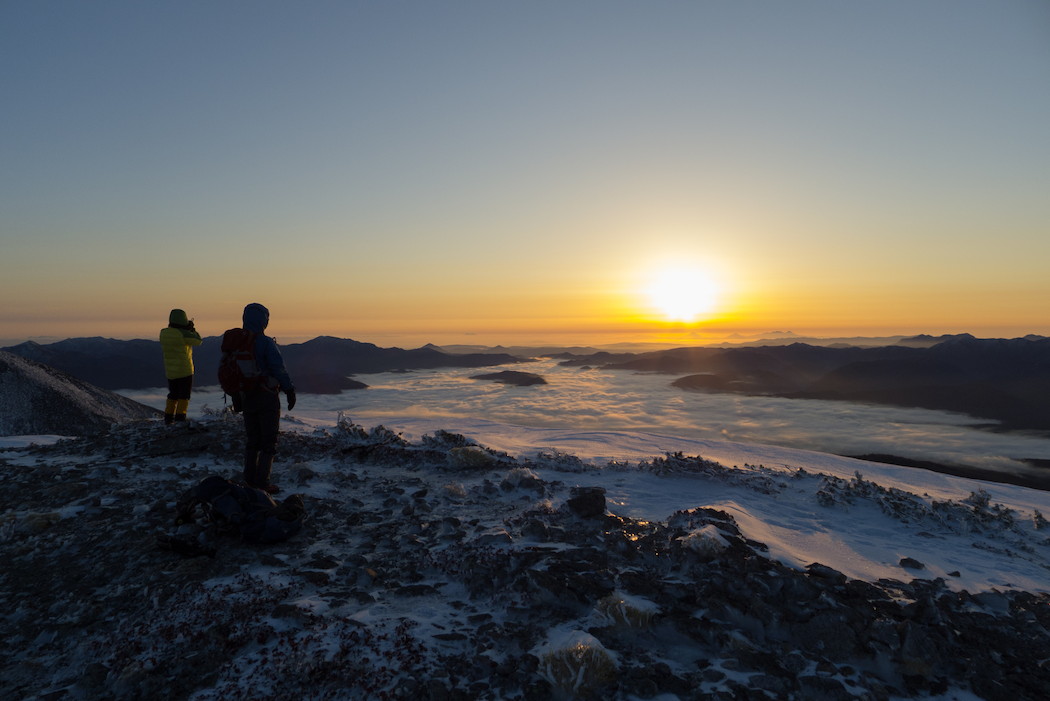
<box><xmin>164</xmin><ymin>414</ymin><xmax>175</xmax><ymax>425</ymax></box>
<box><xmin>263</xmin><ymin>483</ymin><xmax>281</xmax><ymax>494</ymax></box>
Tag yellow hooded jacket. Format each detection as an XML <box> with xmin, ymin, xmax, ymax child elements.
<box><xmin>160</xmin><ymin>309</ymin><xmax>203</xmax><ymax>380</ymax></box>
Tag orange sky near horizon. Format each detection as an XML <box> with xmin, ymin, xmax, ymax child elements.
<box><xmin>3</xmin><ymin>262</ymin><xmax>1043</xmax><ymax>349</ymax></box>
<box><xmin>3</xmin><ymin>2</ymin><xmax>1049</xmax><ymax>348</ymax></box>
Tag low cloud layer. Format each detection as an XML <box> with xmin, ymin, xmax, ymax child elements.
<box><xmin>122</xmin><ymin>359</ymin><xmax>1050</xmax><ymax>479</ymax></box>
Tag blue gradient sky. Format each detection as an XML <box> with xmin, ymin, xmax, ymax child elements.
<box><xmin>3</xmin><ymin>1</ymin><xmax>1048</xmax><ymax>346</ymax></box>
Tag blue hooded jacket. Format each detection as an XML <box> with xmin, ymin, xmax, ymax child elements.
<box><xmin>242</xmin><ymin>303</ymin><xmax>294</xmax><ymax>392</ymax></box>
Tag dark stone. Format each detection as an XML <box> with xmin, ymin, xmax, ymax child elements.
<box><xmin>298</xmin><ymin>570</ymin><xmax>330</xmax><ymax>586</ymax></box>
<box><xmin>394</xmin><ymin>583</ymin><xmax>440</xmax><ymax>597</ymax></box>
<box><xmin>795</xmin><ymin>610</ymin><xmax>858</xmax><ymax>657</ymax></box>
<box><xmin>797</xmin><ymin>675</ymin><xmax>854</xmax><ymax>700</ymax></box>
<box><xmin>433</xmin><ymin>632</ymin><xmax>467</xmax><ymax>641</ymax></box>
<box><xmin>806</xmin><ymin>562</ymin><xmax>848</xmax><ymax>585</ymax></box>
<box><xmin>303</xmin><ymin>554</ymin><xmax>339</xmax><ymax>570</ymax></box>
<box><xmin>780</xmin><ymin>650</ymin><xmax>809</xmax><ymax>675</ymax></box>
<box><xmin>521</xmin><ymin>518</ymin><xmax>550</xmax><ymax>541</ymax></box>
<box><xmin>425</xmin><ymin>679</ymin><xmax>451</xmax><ymax>701</ymax></box>
<box><xmin>750</xmin><ymin>673</ymin><xmax>791</xmax><ymax>695</ymax></box>
<box><xmin>567</xmin><ymin>486</ymin><xmax>606</xmax><ymax>518</ymax></box>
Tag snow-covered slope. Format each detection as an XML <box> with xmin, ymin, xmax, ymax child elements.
<box><xmin>365</xmin><ymin>416</ymin><xmax>1050</xmax><ymax>594</ymax></box>
<box><xmin>0</xmin><ymin>350</ymin><xmax>160</xmax><ymax>436</ymax></box>
<box><xmin>2</xmin><ymin>415</ymin><xmax>1048</xmax><ymax>700</ymax></box>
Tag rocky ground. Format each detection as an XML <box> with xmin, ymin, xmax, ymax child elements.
<box><xmin>2</xmin><ymin>415</ymin><xmax>1049</xmax><ymax>700</ymax></box>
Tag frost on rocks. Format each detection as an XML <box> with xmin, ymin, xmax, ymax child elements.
<box><xmin>594</xmin><ymin>591</ymin><xmax>659</xmax><ymax>629</ymax></box>
<box><xmin>535</xmin><ymin>629</ymin><xmax>618</xmax><ymax>696</ymax></box>
<box><xmin>448</xmin><ymin>445</ymin><xmax>499</xmax><ymax>470</ymax></box>
<box><xmin>678</xmin><ymin>523</ymin><xmax>731</xmax><ymax>560</ymax></box>
<box><xmin>1</xmin><ymin>417</ymin><xmax>1049</xmax><ymax>700</ymax></box>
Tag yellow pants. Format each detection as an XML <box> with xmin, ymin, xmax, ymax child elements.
<box><xmin>165</xmin><ymin>398</ymin><xmax>190</xmax><ymax>421</ymax></box>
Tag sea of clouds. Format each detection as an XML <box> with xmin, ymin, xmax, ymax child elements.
<box><xmin>119</xmin><ymin>358</ymin><xmax>1050</xmax><ymax>480</ymax></box>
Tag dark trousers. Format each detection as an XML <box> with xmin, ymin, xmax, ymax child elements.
<box><xmin>242</xmin><ymin>388</ymin><xmax>280</xmax><ymax>488</ymax></box>
<box><xmin>167</xmin><ymin>375</ymin><xmax>193</xmax><ymax>400</ymax></box>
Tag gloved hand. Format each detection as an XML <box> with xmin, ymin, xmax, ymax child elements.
<box><xmin>285</xmin><ymin>389</ymin><xmax>296</xmax><ymax>411</ymax></box>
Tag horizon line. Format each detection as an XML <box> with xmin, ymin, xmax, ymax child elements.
<box><xmin>3</xmin><ymin>329</ymin><xmax>1046</xmax><ymax>352</ymax></box>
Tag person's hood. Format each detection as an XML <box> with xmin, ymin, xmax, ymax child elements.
<box><xmin>242</xmin><ymin>303</ymin><xmax>270</xmax><ymax>333</ymax></box>
<box><xmin>169</xmin><ymin>309</ymin><xmax>189</xmax><ymax>326</ymax></box>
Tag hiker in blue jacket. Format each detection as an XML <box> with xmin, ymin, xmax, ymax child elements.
<box><xmin>241</xmin><ymin>303</ymin><xmax>296</xmax><ymax>492</ymax></box>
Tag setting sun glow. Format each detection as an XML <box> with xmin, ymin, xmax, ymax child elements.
<box><xmin>643</xmin><ymin>267</ymin><xmax>721</xmax><ymax>323</ymax></box>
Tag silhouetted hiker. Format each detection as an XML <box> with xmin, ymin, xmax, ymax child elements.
<box><xmin>159</xmin><ymin>308</ymin><xmax>202</xmax><ymax>424</ymax></box>
<box><xmin>239</xmin><ymin>303</ymin><xmax>296</xmax><ymax>493</ymax></box>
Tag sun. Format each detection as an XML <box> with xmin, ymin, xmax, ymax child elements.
<box><xmin>643</xmin><ymin>266</ymin><xmax>720</xmax><ymax>323</ymax></box>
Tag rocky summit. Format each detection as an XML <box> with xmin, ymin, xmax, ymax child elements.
<box><xmin>2</xmin><ymin>416</ymin><xmax>1048</xmax><ymax>700</ymax></box>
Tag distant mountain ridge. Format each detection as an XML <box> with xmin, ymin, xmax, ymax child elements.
<box><xmin>0</xmin><ymin>350</ymin><xmax>159</xmax><ymax>436</ymax></box>
<box><xmin>7</xmin><ymin>338</ymin><xmax>162</xmax><ymax>390</ymax></box>
<box><xmin>2</xmin><ymin>336</ymin><xmax>524</xmax><ymax>393</ymax></box>
<box><xmin>710</xmin><ymin>332</ymin><xmax>981</xmax><ymax>349</ymax></box>
<box><xmin>557</xmin><ymin>336</ymin><xmax>1050</xmax><ymax>431</ymax></box>
<box><xmin>5</xmin><ymin>334</ymin><xmax>1049</xmax><ymax>431</ymax></box>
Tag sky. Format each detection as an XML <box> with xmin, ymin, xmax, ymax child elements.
<box><xmin>3</xmin><ymin>0</ymin><xmax>1049</xmax><ymax>347</ymax></box>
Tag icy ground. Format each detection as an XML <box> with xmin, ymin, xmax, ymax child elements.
<box><xmin>2</xmin><ymin>414</ymin><xmax>1049</xmax><ymax>700</ymax></box>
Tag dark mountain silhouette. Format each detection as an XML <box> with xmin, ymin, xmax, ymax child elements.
<box><xmin>702</xmin><ymin>332</ymin><xmax>981</xmax><ymax>349</ymax></box>
<box><xmin>290</xmin><ymin>371</ymin><xmax>368</xmax><ymax>395</ymax></box>
<box><xmin>469</xmin><ymin>370</ymin><xmax>547</xmax><ymax>386</ymax></box>
<box><xmin>6</xmin><ymin>337</ymin><xmax>163</xmax><ymax>389</ymax></box>
<box><xmin>281</xmin><ymin>336</ymin><xmax>522</xmax><ymax>375</ymax></box>
<box><xmin>897</xmin><ymin>333</ymin><xmax>977</xmax><ymax>347</ymax></box>
<box><xmin>435</xmin><ymin>343</ymin><xmax>606</xmax><ymax>356</ymax></box>
<box><xmin>0</xmin><ymin>350</ymin><xmax>159</xmax><ymax>436</ymax></box>
<box><xmin>564</xmin><ymin>337</ymin><xmax>1050</xmax><ymax>431</ymax></box>
<box><xmin>552</xmin><ymin>350</ymin><xmax>637</xmax><ymax>366</ymax></box>
<box><xmin>2</xmin><ymin>336</ymin><xmax>524</xmax><ymax>393</ymax></box>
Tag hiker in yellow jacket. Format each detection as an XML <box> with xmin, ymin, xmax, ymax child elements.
<box><xmin>160</xmin><ymin>309</ymin><xmax>203</xmax><ymax>424</ymax></box>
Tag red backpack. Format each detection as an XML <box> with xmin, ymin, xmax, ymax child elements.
<box><xmin>218</xmin><ymin>328</ymin><xmax>263</xmax><ymax>395</ymax></box>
